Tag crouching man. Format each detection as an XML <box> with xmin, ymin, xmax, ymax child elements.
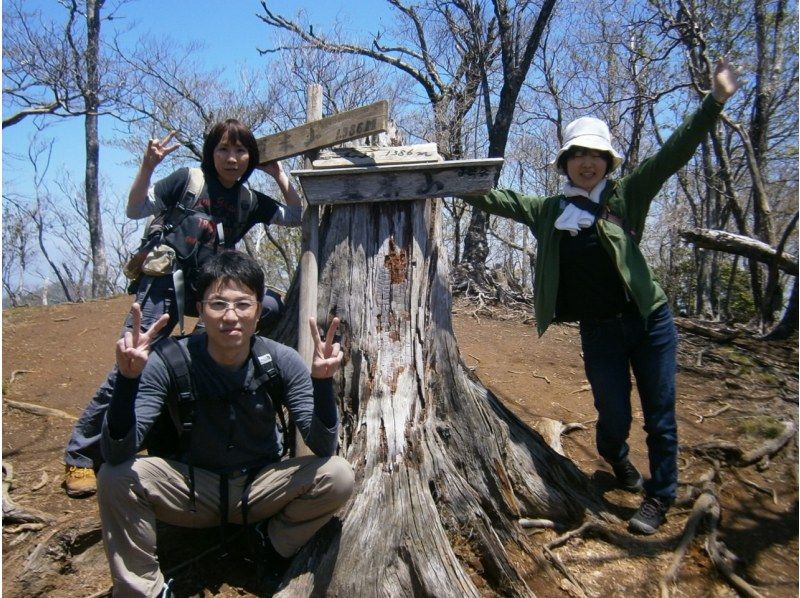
<box><xmin>97</xmin><ymin>251</ymin><xmax>354</xmax><ymax>597</ymax></box>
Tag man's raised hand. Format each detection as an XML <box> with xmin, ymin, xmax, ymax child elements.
<box><xmin>116</xmin><ymin>303</ymin><xmax>170</xmax><ymax>379</ymax></box>
<box><xmin>309</xmin><ymin>316</ymin><xmax>343</xmax><ymax>379</ymax></box>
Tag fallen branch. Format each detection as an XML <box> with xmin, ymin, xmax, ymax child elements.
<box><xmin>30</xmin><ymin>472</ymin><xmax>49</xmax><ymax>492</ymax></box>
<box><xmin>680</xmin><ymin>227</ymin><xmax>798</xmax><ymax>276</ymax></box>
<box><xmin>4</xmin><ymin>522</ymin><xmax>47</xmax><ymax>533</ymax></box>
<box><xmin>696</xmin><ymin>403</ymin><xmax>731</xmax><ymax>424</ymax></box>
<box><xmin>571</xmin><ymin>384</ymin><xmax>591</xmax><ymax>394</ymax></box>
<box><xmin>674</xmin><ymin>318</ymin><xmax>740</xmax><ymax>342</ymax></box>
<box><xmin>531</xmin><ymin>372</ymin><xmax>551</xmax><ymax>384</ymax></box>
<box><xmin>4</xmin><ymin>399</ymin><xmax>77</xmax><ymax>421</ymax></box>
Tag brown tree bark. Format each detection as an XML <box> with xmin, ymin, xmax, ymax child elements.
<box><xmin>274</xmin><ymin>199</ymin><xmax>607</xmax><ymax>595</ymax></box>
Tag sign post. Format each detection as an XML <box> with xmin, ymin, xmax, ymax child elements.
<box><xmin>253</xmin><ymin>93</ymin><xmax>503</xmax><ymax>460</ymax></box>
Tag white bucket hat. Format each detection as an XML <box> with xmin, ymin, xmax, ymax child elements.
<box><xmin>553</xmin><ymin>116</ymin><xmax>624</xmax><ymax>175</ymax></box>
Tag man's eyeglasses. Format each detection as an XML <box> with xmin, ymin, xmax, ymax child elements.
<box><xmin>201</xmin><ymin>299</ymin><xmax>257</xmax><ymax>315</ymax></box>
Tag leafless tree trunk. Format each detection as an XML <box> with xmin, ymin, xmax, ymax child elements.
<box><xmin>762</xmin><ymin>275</ymin><xmax>798</xmax><ymax>340</ymax></box>
<box><xmin>68</xmin><ymin>0</ymin><xmax>110</xmax><ymax>297</ymax></box>
<box><xmin>461</xmin><ymin>0</ymin><xmax>556</xmax><ymax>279</ymax></box>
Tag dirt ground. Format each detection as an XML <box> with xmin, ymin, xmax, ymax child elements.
<box><xmin>2</xmin><ymin>294</ymin><xmax>798</xmax><ymax>597</ymax></box>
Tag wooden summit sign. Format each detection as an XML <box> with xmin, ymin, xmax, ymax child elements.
<box><xmin>257</xmin><ymin>100</ymin><xmax>389</xmax><ymax>163</ymax></box>
<box><xmin>292</xmin><ymin>157</ymin><xmax>504</xmax><ymax>205</ymax></box>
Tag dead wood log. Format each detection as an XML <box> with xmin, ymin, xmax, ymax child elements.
<box><xmin>14</xmin><ymin>516</ymin><xmax>105</xmax><ymax>598</ymax></box>
<box><xmin>4</xmin><ymin>522</ymin><xmax>47</xmax><ymax>533</ymax></box>
<box><xmin>680</xmin><ymin>228</ymin><xmax>798</xmax><ymax>276</ymax></box>
<box><xmin>674</xmin><ymin>318</ymin><xmax>741</xmax><ymax>342</ymax></box>
<box><xmin>267</xmin><ymin>198</ymin><xmax>610</xmax><ymax>596</ymax></box>
<box><xmin>4</xmin><ymin>399</ymin><xmax>78</xmax><ymax>421</ymax></box>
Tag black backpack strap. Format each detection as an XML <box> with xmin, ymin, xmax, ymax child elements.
<box><xmin>152</xmin><ymin>335</ymin><xmax>200</xmax><ymax>511</ymax></box>
<box><xmin>249</xmin><ymin>338</ymin><xmax>292</xmax><ymax>457</ymax></box>
<box><xmin>563</xmin><ymin>195</ymin><xmax>636</xmax><ymax>240</ymax></box>
<box><xmin>563</xmin><ymin>195</ymin><xmax>603</xmax><ymax>218</ymax></box>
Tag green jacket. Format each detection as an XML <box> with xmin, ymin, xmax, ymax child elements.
<box><xmin>464</xmin><ymin>94</ymin><xmax>724</xmax><ymax>336</ymax></box>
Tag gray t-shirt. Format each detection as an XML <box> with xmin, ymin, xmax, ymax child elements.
<box><xmin>101</xmin><ymin>335</ymin><xmax>338</xmax><ymax>474</ymax></box>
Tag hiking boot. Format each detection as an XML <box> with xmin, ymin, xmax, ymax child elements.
<box><xmin>628</xmin><ymin>496</ymin><xmax>671</xmax><ymax>535</ymax></box>
<box><xmin>611</xmin><ymin>458</ymin><xmax>644</xmax><ymax>493</ymax></box>
<box><xmin>63</xmin><ymin>465</ymin><xmax>96</xmax><ymax>497</ymax></box>
<box><xmin>253</xmin><ymin>520</ymin><xmax>292</xmax><ymax>592</ymax></box>
<box><xmin>158</xmin><ymin>578</ymin><xmax>175</xmax><ymax>597</ymax></box>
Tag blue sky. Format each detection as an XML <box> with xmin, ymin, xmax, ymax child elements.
<box><xmin>2</xmin><ymin>0</ymin><xmax>393</xmax><ymax>213</ymax></box>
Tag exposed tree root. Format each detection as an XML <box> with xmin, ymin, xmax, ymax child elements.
<box><xmin>541</xmin><ymin>517</ymin><xmax>633</xmax><ymax>597</ymax></box>
<box><xmin>705</xmin><ymin>531</ymin><xmax>764</xmax><ymax>598</ymax></box>
<box><xmin>4</xmin><ymin>399</ymin><xmax>78</xmax><ymax>421</ymax></box>
<box><xmin>691</xmin><ymin>420</ymin><xmax>796</xmax><ymax>465</ymax></box>
<box><xmin>7</xmin><ymin>369</ymin><xmax>34</xmax><ymax>384</ymax></box>
<box><xmin>531</xmin><ymin>418</ymin><xmax>586</xmax><ymax>457</ymax></box>
<box><xmin>3</xmin><ymin>462</ymin><xmax>55</xmax><ymax>525</ymax></box>
<box><xmin>731</xmin><ymin>469</ymin><xmax>778</xmax><ymax>504</ymax></box>
<box><xmin>660</xmin><ymin>466</ymin><xmax>764</xmax><ymax>598</ymax></box>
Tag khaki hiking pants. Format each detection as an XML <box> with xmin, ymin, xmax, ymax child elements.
<box><xmin>97</xmin><ymin>455</ymin><xmax>354</xmax><ymax>598</ymax></box>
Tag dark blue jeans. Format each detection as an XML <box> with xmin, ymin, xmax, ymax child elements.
<box><xmin>64</xmin><ymin>275</ymin><xmax>284</xmax><ymax>468</ymax></box>
<box><xmin>579</xmin><ymin>303</ymin><xmax>678</xmax><ymax>500</ymax></box>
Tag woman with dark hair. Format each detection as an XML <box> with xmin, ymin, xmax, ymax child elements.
<box><xmin>63</xmin><ymin>119</ymin><xmax>303</xmax><ymax>497</ymax></box>
<box><xmin>460</xmin><ymin>59</ymin><xmax>740</xmax><ymax>534</ymax></box>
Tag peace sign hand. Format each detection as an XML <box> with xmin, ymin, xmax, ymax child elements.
<box><xmin>116</xmin><ymin>303</ymin><xmax>170</xmax><ymax>379</ymax></box>
<box><xmin>142</xmin><ymin>131</ymin><xmax>180</xmax><ymax>171</ymax></box>
<box><xmin>309</xmin><ymin>316</ymin><xmax>343</xmax><ymax>379</ymax></box>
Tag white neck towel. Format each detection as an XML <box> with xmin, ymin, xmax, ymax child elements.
<box><xmin>554</xmin><ymin>179</ymin><xmax>607</xmax><ymax>236</ymax></box>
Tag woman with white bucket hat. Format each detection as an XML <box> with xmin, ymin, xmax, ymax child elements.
<box><xmin>461</xmin><ymin>58</ymin><xmax>740</xmax><ymax>534</ymax></box>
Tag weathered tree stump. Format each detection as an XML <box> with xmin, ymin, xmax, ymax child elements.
<box><xmin>275</xmin><ymin>199</ymin><xmax>609</xmax><ymax>595</ymax></box>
